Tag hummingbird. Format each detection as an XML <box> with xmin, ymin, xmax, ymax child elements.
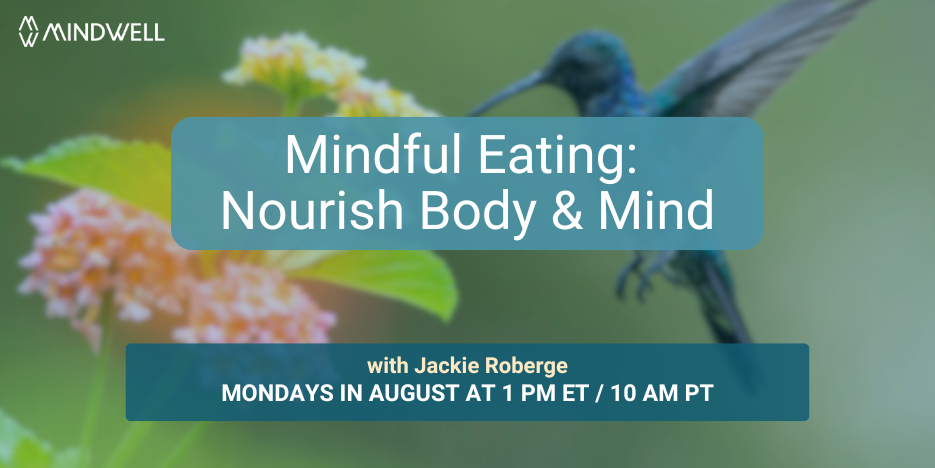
<box><xmin>469</xmin><ymin>0</ymin><xmax>872</xmax><ymax>343</ymax></box>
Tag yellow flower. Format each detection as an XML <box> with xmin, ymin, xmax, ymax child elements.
<box><xmin>335</xmin><ymin>77</ymin><xmax>439</xmax><ymax>117</ymax></box>
<box><xmin>222</xmin><ymin>32</ymin><xmax>366</xmax><ymax>100</ymax></box>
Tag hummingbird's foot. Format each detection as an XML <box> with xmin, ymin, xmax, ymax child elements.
<box><xmin>615</xmin><ymin>251</ymin><xmax>643</xmax><ymax>299</ymax></box>
<box><xmin>636</xmin><ymin>250</ymin><xmax>677</xmax><ymax>302</ymax></box>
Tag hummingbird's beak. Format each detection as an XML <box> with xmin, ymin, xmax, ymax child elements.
<box><xmin>468</xmin><ymin>70</ymin><xmax>545</xmax><ymax>116</ymax></box>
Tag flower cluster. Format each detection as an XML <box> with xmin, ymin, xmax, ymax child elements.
<box><xmin>18</xmin><ymin>190</ymin><xmax>192</xmax><ymax>349</ymax></box>
<box><xmin>223</xmin><ymin>32</ymin><xmax>437</xmax><ymax>117</ymax></box>
<box><xmin>174</xmin><ymin>262</ymin><xmax>335</xmax><ymax>344</ymax></box>
<box><xmin>335</xmin><ymin>77</ymin><xmax>438</xmax><ymax>117</ymax></box>
<box><xmin>18</xmin><ymin>190</ymin><xmax>335</xmax><ymax>350</ymax></box>
<box><xmin>222</xmin><ymin>32</ymin><xmax>366</xmax><ymax>99</ymax></box>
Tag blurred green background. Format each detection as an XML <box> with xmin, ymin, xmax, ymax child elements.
<box><xmin>2</xmin><ymin>0</ymin><xmax>933</xmax><ymax>466</ymax></box>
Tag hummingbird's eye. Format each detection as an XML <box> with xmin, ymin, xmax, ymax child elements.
<box><xmin>564</xmin><ymin>57</ymin><xmax>587</xmax><ymax>73</ymax></box>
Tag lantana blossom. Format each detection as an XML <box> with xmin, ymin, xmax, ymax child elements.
<box><xmin>335</xmin><ymin>77</ymin><xmax>439</xmax><ymax>117</ymax></box>
<box><xmin>173</xmin><ymin>262</ymin><xmax>335</xmax><ymax>344</ymax></box>
<box><xmin>18</xmin><ymin>190</ymin><xmax>193</xmax><ymax>349</ymax></box>
<box><xmin>19</xmin><ymin>190</ymin><xmax>336</xmax><ymax>350</ymax></box>
<box><xmin>222</xmin><ymin>32</ymin><xmax>437</xmax><ymax>117</ymax></box>
<box><xmin>222</xmin><ymin>32</ymin><xmax>366</xmax><ymax>99</ymax></box>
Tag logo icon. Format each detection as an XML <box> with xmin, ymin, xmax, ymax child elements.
<box><xmin>19</xmin><ymin>16</ymin><xmax>38</xmax><ymax>47</ymax></box>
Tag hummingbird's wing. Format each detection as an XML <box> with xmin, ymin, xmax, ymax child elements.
<box><xmin>649</xmin><ymin>0</ymin><xmax>871</xmax><ymax>117</ymax></box>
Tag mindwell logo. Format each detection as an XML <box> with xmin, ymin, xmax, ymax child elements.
<box><xmin>18</xmin><ymin>16</ymin><xmax>165</xmax><ymax>47</ymax></box>
<box><xmin>19</xmin><ymin>16</ymin><xmax>38</xmax><ymax>47</ymax></box>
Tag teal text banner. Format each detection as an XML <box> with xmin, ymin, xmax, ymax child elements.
<box><xmin>170</xmin><ymin>117</ymin><xmax>763</xmax><ymax>250</ymax></box>
<box><xmin>126</xmin><ymin>344</ymin><xmax>807</xmax><ymax>421</ymax></box>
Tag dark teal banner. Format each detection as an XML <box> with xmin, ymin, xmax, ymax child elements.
<box><xmin>126</xmin><ymin>344</ymin><xmax>807</xmax><ymax>421</ymax></box>
<box><xmin>170</xmin><ymin>117</ymin><xmax>763</xmax><ymax>250</ymax></box>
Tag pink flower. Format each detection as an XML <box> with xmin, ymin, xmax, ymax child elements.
<box><xmin>19</xmin><ymin>190</ymin><xmax>193</xmax><ymax>350</ymax></box>
<box><xmin>173</xmin><ymin>262</ymin><xmax>336</xmax><ymax>344</ymax></box>
<box><xmin>20</xmin><ymin>189</ymin><xmax>337</xmax><ymax>349</ymax></box>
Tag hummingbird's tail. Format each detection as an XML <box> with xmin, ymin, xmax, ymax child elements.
<box><xmin>694</xmin><ymin>253</ymin><xmax>761</xmax><ymax>392</ymax></box>
<box><xmin>697</xmin><ymin>254</ymin><xmax>752</xmax><ymax>344</ymax></box>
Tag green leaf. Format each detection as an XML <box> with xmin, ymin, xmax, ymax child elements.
<box><xmin>11</xmin><ymin>439</ymin><xmax>52</xmax><ymax>468</ymax></box>
<box><xmin>4</xmin><ymin>138</ymin><xmax>462</xmax><ymax>319</ymax></box>
<box><xmin>0</xmin><ymin>408</ymin><xmax>75</xmax><ymax>468</ymax></box>
<box><xmin>51</xmin><ymin>450</ymin><xmax>78</xmax><ymax>468</ymax></box>
<box><xmin>289</xmin><ymin>250</ymin><xmax>458</xmax><ymax>321</ymax></box>
<box><xmin>0</xmin><ymin>408</ymin><xmax>44</xmax><ymax>467</ymax></box>
<box><xmin>3</xmin><ymin>135</ymin><xmax>171</xmax><ymax>220</ymax></box>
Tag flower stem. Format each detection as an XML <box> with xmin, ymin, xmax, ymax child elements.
<box><xmin>101</xmin><ymin>421</ymin><xmax>155</xmax><ymax>468</ymax></box>
<box><xmin>282</xmin><ymin>95</ymin><xmax>303</xmax><ymax>117</ymax></box>
<box><xmin>78</xmin><ymin>291</ymin><xmax>115</xmax><ymax>468</ymax></box>
<box><xmin>153</xmin><ymin>422</ymin><xmax>210</xmax><ymax>468</ymax></box>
